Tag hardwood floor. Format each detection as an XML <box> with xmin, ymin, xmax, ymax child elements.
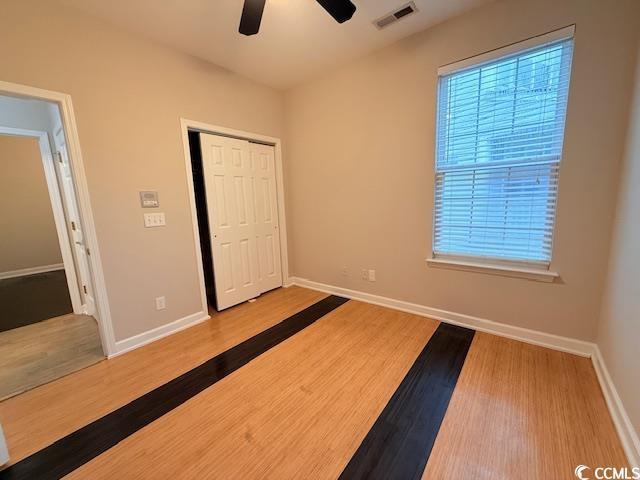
<box><xmin>340</xmin><ymin>323</ymin><xmax>475</xmax><ymax>479</ymax></box>
<box><xmin>0</xmin><ymin>270</ymin><xmax>73</xmax><ymax>333</ymax></box>
<box><xmin>67</xmin><ymin>299</ymin><xmax>439</xmax><ymax>480</ymax></box>
<box><xmin>0</xmin><ymin>314</ymin><xmax>103</xmax><ymax>401</ymax></box>
<box><xmin>0</xmin><ymin>286</ymin><xmax>628</xmax><ymax>479</ymax></box>
<box><xmin>0</xmin><ymin>285</ymin><xmax>326</xmax><ymax>464</ymax></box>
<box><xmin>2</xmin><ymin>296</ymin><xmax>350</xmax><ymax>479</ymax></box>
<box><xmin>422</xmin><ymin>333</ymin><xmax>629</xmax><ymax>479</ymax></box>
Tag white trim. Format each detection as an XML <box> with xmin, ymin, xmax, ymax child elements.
<box><xmin>0</xmin><ymin>126</ymin><xmax>84</xmax><ymax>311</ymax></box>
<box><xmin>179</xmin><ymin>118</ymin><xmax>291</xmax><ymax>313</ymax></box>
<box><xmin>0</xmin><ymin>423</ymin><xmax>8</xmax><ymax>466</ymax></box>
<box><xmin>426</xmin><ymin>257</ymin><xmax>559</xmax><ymax>283</ymax></box>
<box><xmin>438</xmin><ymin>24</ymin><xmax>575</xmax><ymax>76</ymax></box>
<box><xmin>591</xmin><ymin>347</ymin><xmax>640</xmax><ymax>468</ymax></box>
<box><xmin>109</xmin><ymin>310</ymin><xmax>210</xmax><ymax>358</ymax></box>
<box><xmin>0</xmin><ymin>80</ymin><xmax>116</xmax><ymax>356</ymax></box>
<box><xmin>0</xmin><ymin>263</ymin><xmax>64</xmax><ymax>280</ymax></box>
<box><xmin>291</xmin><ymin>276</ymin><xmax>592</xmax><ymax>356</ymax></box>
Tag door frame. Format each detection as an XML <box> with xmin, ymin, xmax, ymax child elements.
<box><xmin>180</xmin><ymin>118</ymin><xmax>291</xmax><ymax>314</ymax></box>
<box><xmin>0</xmin><ymin>80</ymin><xmax>116</xmax><ymax>356</ymax></box>
<box><xmin>0</xmin><ymin>125</ymin><xmax>83</xmax><ymax>313</ymax></box>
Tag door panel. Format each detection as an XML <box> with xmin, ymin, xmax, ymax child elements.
<box><xmin>201</xmin><ymin>135</ymin><xmax>259</xmax><ymax>310</ymax></box>
<box><xmin>200</xmin><ymin>134</ymin><xmax>282</xmax><ymax>310</ymax></box>
<box><xmin>249</xmin><ymin>142</ymin><xmax>282</xmax><ymax>294</ymax></box>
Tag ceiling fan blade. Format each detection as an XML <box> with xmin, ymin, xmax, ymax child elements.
<box><xmin>239</xmin><ymin>0</ymin><xmax>266</xmax><ymax>36</ymax></box>
<box><xmin>315</xmin><ymin>0</ymin><xmax>356</xmax><ymax>23</ymax></box>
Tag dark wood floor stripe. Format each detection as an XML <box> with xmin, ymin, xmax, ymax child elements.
<box><xmin>339</xmin><ymin>323</ymin><xmax>475</xmax><ymax>480</ymax></box>
<box><xmin>0</xmin><ymin>295</ymin><xmax>349</xmax><ymax>480</ymax></box>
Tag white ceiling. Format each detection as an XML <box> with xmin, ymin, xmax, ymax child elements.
<box><xmin>58</xmin><ymin>0</ymin><xmax>494</xmax><ymax>90</ymax></box>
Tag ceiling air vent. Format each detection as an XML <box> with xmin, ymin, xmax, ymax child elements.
<box><xmin>373</xmin><ymin>2</ymin><xmax>418</xmax><ymax>30</ymax></box>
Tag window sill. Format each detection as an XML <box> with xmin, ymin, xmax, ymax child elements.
<box><xmin>426</xmin><ymin>257</ymin><xmax>559</xmax><ymax>283</ymax></box>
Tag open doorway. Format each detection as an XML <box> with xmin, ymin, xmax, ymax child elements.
<box><xmin>0</xmin><ymin>94</ymin><xmax>103</xmax><ymax>399</ymax></box>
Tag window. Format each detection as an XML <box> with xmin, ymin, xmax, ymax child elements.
<box><xmin>433</xmin><ymin>28</ymin><xmax>574</xmax><ymax>269</ymax></box>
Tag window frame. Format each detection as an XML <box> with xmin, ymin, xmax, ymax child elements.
<box><xmin>428</xmin><ymin>25</ymin><xmax>575</xmax><ymax>281</ymax></box>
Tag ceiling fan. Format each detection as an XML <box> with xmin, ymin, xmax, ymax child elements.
<box><xmin>239</xmin><ymin>0</ymin><xmax>357</xmax><ymax>36</ymax></box>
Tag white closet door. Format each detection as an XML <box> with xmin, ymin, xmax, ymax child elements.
<box><xmin>200</xmin><ymin>133</ymin><xmax>283</xmax><ymax>310</ymax></box>
<box><xmin>201</xmin><ymin>134</ymin><xmax>260</xmax><ymax>309</ymax></box>
<box><xmin>249</xmin><ymin>142</ymin><xmax>282</xmax><ymax>293</ymax></box>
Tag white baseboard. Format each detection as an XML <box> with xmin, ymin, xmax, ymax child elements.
<box><xmin>291</xmin><ymin>276</ymin><xmax>639</xmax><ymax>466</ymax></box>
<box><xmin>0</xmin><ymin>263</ymin><xmax>64</xmax><ymax>280</ymax></box>
<box><xmin>591</xmin><ymin>346</ymin><xmax>640</xmax><ymax>467</ymax></box>
<box><xmin>109</xmin><ymin>310</ymin><xmax>210</xmax><ymax>358</ymax></box>
<box><xmin>291</xmin><ymin>276</ymin><xmax>594</xmax><ymax>357</ymax></box>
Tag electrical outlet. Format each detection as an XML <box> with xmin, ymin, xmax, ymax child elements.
<box><xmin>368</xmin><ymin>269</ymin><xmax>376</xmax><ymax>282</ymax></box>
<box><xmin>155</xmin><ymin>296</ymin><xmax>166</xmax><ymax>310</ymax></box>
<box><xmin>361</xmin><ymin>269</ymin><xmax>368</xmax><ymax>280</ymax></box>
<box><xmin>341</xmin><ymin>266</ymin><xmax>348</xmax><ymax>276</ymax></box>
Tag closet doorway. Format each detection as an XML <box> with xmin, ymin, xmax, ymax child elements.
<box><xmin>183</xmin><ymin>121</ymin><xmax>289</xmax><ymax>312</ymax></box>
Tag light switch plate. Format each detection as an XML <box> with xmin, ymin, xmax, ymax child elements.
<box><xmin>144</xmin><ymin>212</ymin><xmax>166</xmax><ymax>228</ymax></box>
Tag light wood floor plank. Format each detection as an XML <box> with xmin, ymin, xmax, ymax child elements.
<box><xmin>0</xmin><ymin>286</ymin><xmax>326</xmax><ymax>464</ymax></box>
<box><xmin>422</xmin><ymin>332</ymin><xmax>628</xmax><ymax>479</ymax></box>
<box><xmin>0</xmin><ymin>314</ymin><xmax>103</xmax><ymax>401</ymax></box>
<box><xmin>66</xmin><ymin>300</ymin><xmax>439</xmax><ymax>479</ymax></box>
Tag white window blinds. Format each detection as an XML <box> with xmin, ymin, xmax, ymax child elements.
<box><xmin>433</xmin><ymin>35</ymin><xmax>574</xmax><ymax>265</ymax></box>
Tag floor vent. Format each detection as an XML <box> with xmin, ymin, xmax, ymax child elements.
<box><xmin>374</xmin><ymin>2</ymin><xmax>418</xmax><ymax>29</ymax></box>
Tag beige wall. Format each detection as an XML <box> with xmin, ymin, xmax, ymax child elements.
<box><xmin>0</xmin><ymin>0</ymin><xmax>284</xmax><ymax>341</ymax></box>
<box><xmin>284</xmin><ymin>0</ymin><xmax>640</xmax><ymax>341</ymax></box>
<box><xmin>2</xmin><ymin>0</ymin><xmax>638</xmax><ymax>348</ymax></box>
<box><xmin>598</xmin><ymin>44</ymin><xmax>640</xmax><ymax>436</ymax></box>
<box><xmin>0</xmin><ymin>135</ymin><xmax>63</xmax><ymax>273</ymax></box>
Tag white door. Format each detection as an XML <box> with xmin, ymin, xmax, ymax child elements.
<box><xmin>53</xmin><ymin>127</ymin><xmax>96</xmax><ymax>315</ymax></box>
<box><xmin>200</xmin><ymin>133</ymin><xmax>282</xmax><ymax>310</ymax></box>
<box><xmin>249</xmin><ymin>142</ymin><xmax>283</xmax><ymax>293</ymax></box>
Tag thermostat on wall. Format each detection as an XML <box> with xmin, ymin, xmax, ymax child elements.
<box><xmin>140</xmin><ymin>191</ymin><xmax>159</xmax><ymax>208</ymax></box>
